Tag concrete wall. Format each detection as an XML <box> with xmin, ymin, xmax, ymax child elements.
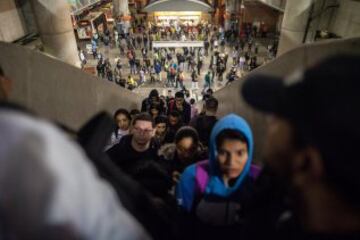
<box><xmin>244</xmin><ymin>2</ymin><xmax>282</xmax><ymax>32</ymax></box>
<box><xmin>213</xmin><ymin>37</ymin><xmax>360</xmax><ymax>163</ymax></box>
<box><xmin>0</xmin><ymin>42</ymin><xmax>142</xmax><ymax>130</ymax></box>
<box><xmin>18</xmin><ymin>0</ymin><xmax>37</xmax><ymax>34</ymax></box>
<box><xmin>330</xmin><ymin>0</ymin><xmax>360</xmax><ymax>38</ymax></box>
<box><xmin>0</xmin><ymin>0</ymin><xmax>27</xmax><ymax>42</ymax></box>
<box><xmin>277</xmin><ymin>0</ymin><xmax>312</xmax><ymax>55</ymax></box>
<box><xmin>257</xmin><ymin>0</ymin><xmax>286</xmax><ymax>11</ymax></box>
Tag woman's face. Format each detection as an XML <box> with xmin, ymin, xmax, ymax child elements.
<box><xmin>116</xmin><ymin>114</ymin><xmax>130</xmax><ymax>131</ymax></box>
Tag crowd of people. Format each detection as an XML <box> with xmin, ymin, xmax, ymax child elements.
<box><xmin>2</xmin><ymin>53</ymin><xmax>360</xmax><ymax>240</ymax></box>
<box><xmin>82</xmin><ymin>17</ymin><xmax>278</xmax><ymax>92</ymax></box>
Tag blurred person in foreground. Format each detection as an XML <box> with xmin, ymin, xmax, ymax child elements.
<box><xmin>241</xmin><ymin>55</ymin><xmax>360</xmax><ymax>240</ymax></box>
<box><xmin>0</xmin><ymin>108</ymin><xmax>150</xmax><ymax>240</ymax></box>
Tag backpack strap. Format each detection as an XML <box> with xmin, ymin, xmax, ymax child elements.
<box><xmin>195</xmin><ymin>163</ymin><xmax>261</xmax><ymax>194</ymax></box>
<box><xmin>195</xmin><ymin>160</ymin><xmax>209</xmax><ymax>195</ymax></box>
<box><xmin>249</xmin><ymin>164</ymin><xmax>262</xmax><ymax>179</ymax></box>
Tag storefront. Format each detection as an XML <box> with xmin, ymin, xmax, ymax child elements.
<box><xmin>144</xmin><ymin>0</ymin><xmax>213</xmax><ymax>26</ymax></box>
<box><xmin>153</xmin><ymin>11</ymin><xmax>203</xmax><ymax>27</ymax></box>
<box><xmin>76</xmin><ymin>12</ymin><xmax>108</xmax><ymax>40</ymax></box>
<box><xmin>68</xmin><ymin>0</ymin><xmax>114</xmax><ymax>40</ymax></box>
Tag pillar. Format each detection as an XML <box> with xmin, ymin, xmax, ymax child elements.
<box><xmin>277</xmin><ymin>0</ymin><xmax>313</xmax><ymax>56</ymax></box>
<box><xmin>113</xmin><ymin>0</ymin><xmax>130</xmax><ymax>34</ymax></box>
<box><xmin>29</xmin><ymin>0</ymin><xmax>79</xmax><ymax>67</ymax></box>
<box><xmin>225</xmin><ymin>0</ymin><xmax>236</xmax><ymax>31</ymax></box>
<box><xmin>113</xmin><ymin>0</ymin><xmax>130</xmax><ymax>18</ymax></box>
<box><xmin>0</xmin><ymin>0</ymin><xmax>28</xmax><ymax>42</ymax></box>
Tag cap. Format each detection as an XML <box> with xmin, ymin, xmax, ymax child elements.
<box><xmin>242</xmin><ymin>55</ymin><xmax>360</xmax><ymax>133</ymax></box>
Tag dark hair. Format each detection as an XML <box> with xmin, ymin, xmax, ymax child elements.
<box><xmin>175</xmin><ymin>126</ymin><xmax>199</xmax><ymax>145</ymax></box>
<box><xmin>190</xmin><ymin>98</ymin><xmax>195</xmax><ymax>105</ymax></box>
<box><xmin>169</xmin><ymin>110</ymin><xmax>180</xmax><ymax>118</ymax></box>
<box><xmin>114</xmin><ymin>108</ymin><xmax>131</xmax><ymax>121</ymax></box>
<box><xmin>132</xmin><ymin>112</ymin><xmax>155</xmax><ymax>127</ymax></box>
<box><xmin>0</xmin><ymin>65</ymin><xmax>4</xmax><ymax>76</ymax></box>
<box><xmin>130</xmin><ymin>109</ymin><xmax>140</xmax><ymax>116</ymax></box>
<box><xmin>149</xmin><ymin>89</ymin><xmax>159</xmax><ymax>98</ymax></box>
<box><xmin>206</xmin><ymin>97</ymin><xmax>218</xmax><ymax>111</ymax></box>
<box><xmin>175</xmin><ymin>91</ymin><xmax>184</xmax><ymax>99</ymax></box>
<box><xmin>216</xmin><ymin>129</ymin><xmax>248</xmax><ymax>150</ymax></box>
<box><xmin>155</xmin><ymin>115</ymin><xmax>168</xmax><ymax>125</ymax></box>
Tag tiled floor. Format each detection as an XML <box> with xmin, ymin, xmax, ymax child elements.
<box><xmin>78</xmin><ymin>34</ymin><xmax>276</xmax><ymax>99</ymax></box>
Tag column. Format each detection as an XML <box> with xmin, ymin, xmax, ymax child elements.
<box><xmin>113</xmin><ymin>0</ymin><xmax>130</xmax><ymax>35</ymax></box>
<box><xmin>29</xmin><ymin>0</ymin><xmax>79</xmax><ymax>67</ymax></box>
<box><xmin>225</xmin><ymin>0</ymin><xmax>236</xmax><ymax>31</ymax></box>
<box><xmin>277</xmin><ymin>0</ymin><xmax>313</xmax><ymax>56</ymax></box>
<box><xmin>113</xmin><ymin>0</ymin><xmax>130</xmax><ymax>18</ymax></box>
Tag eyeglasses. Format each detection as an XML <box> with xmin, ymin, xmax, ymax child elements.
<box><xmin>133</xmin><ymin>127</ymin><xmax>153</xmax><ymax>135</ymax></box>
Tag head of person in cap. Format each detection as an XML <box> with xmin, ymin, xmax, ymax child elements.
<box><xmin>241</xmin><ymin>55</ymin><xmax>360</xmax><ymax>239</ymax></box>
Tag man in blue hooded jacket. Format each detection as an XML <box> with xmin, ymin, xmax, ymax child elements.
<box><xmin>176</xmin><ymin>114</ymin><xmax>260</xmax><ymax>235</ymax></box>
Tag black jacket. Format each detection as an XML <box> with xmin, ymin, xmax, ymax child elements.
<box><xmin>141</xmin><ymin>97</ymin><xmax>165</xmax><ymax>114</ymax></box>
<box><xmin>168</xmin><ymin>100</ymin><xmax>191</xmax><ymax>124</ymax></box>
<box><xmin>190</xmin><ymin>115</ymin><xmax>218</xmax><ymax>147</ymax></box>
<box><xmin>106</xmin><ymin>135</ymin><xmax>160</xmax><ymax>176</ymax></box>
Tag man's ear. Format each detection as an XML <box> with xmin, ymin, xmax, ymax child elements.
<box><xmin>292</xmin><ymin>146</ymin><xmax>324</xmax><ymax>187</ymax></box>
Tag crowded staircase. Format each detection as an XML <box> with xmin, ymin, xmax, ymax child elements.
<box><xmin>0</xmin><ymin>36</ymin><xmax>360</xmax><ymax>240</ymax></box>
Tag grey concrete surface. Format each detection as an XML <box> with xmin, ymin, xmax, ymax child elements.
<box><xmin>0</xmin><ymin>0</ymin><xmax>28</xmax><ymax>42</ymax></box>
<box><xmin>277</xmin><ymin>0</ymin><xmax>312</xmax><ymax>55</ymax></box>
<box><xmin>0</xmin><ymin>41</ymin><xmax>142</xmax><ymax>130</ymax></box>
<box><xmin>29</xmin><ymin>0</ymin><xmax>80</xmax><ymax>67</ymax></box>
<box><xmin>330</xmin><ymin>0</ymin><xmax>360</xmax><ymax>38</ymax></box>
<box><xmin>113</xmin><ymin>0</ymin><xmax>130</xmax><ymax>17</ymax></box>
<box><xmin>213</xmin><ymin>37</ymin><xmax>360</xmax><ymax>163</ymax></box>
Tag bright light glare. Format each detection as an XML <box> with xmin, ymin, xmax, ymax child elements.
<box><xmin>154</xmin><ymin>11</ymin><xmax>202</xmax><ymax>16</ymax></box>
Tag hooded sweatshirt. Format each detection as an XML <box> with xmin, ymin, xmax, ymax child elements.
<box><xmin>176</xmin><ymin>114</ymin><xmax>260</xmax><ymax>226</ymax></box>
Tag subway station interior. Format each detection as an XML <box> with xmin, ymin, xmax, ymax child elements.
<box><xmin>0</xmin><ymin>0</ymin><xmax>360</xmax><ymax>239</ymax></box>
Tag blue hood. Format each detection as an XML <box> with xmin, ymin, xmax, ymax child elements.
<box><xmin>206</xmin><ymin>114</ymin><xmax>254</xmax><ymax>197</ymax></box>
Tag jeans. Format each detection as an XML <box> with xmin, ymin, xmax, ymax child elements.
<box><xmin>130</xmin><ymin>64</ymin><xmax>137</xmax><ymax>74</ymax></box>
